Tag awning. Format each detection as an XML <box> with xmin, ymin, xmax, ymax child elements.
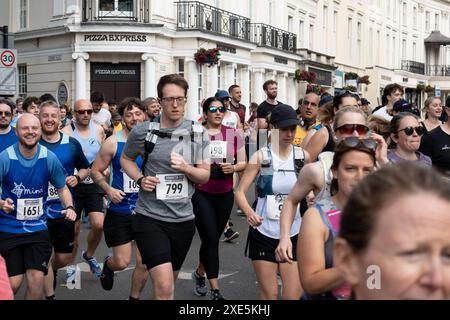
<box><xmin>424</xmin><ymin>30</ymin><xmax>450</xmax><ymax>45</ymax></box>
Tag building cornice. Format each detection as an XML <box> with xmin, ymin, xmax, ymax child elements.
<box><xmin>13</xmin><ymin>26</ymin><xmax>69</xmax><ymax>41</ymax></box>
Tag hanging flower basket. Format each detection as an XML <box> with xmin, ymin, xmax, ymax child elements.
<box><xmin>194</xmin><ymin>48</ymin><xmax>221</xmax><ymax>67</ymax></box>
<box><xmin>416</xmin><ymin>83</ymin><xmax>426</xmax><ymax>92</ymax></box>
<box><xmin>294</xmin><ymin>69</ymin><xmax>317</xmax><ymax>83</ymax></box>
<box><xmin>357</xmin><ymin>75</ymin><xmax>371</xmax><ymax>85</ymax></box>
<box><xmin>345</xmin><ymin>72</ymin><xmax>359</xmax><ymax>81</ymax></box>
<box><xmin>424</xmin><ymin>85</ymin><xmax>435</xmax><ymax>94</ymax></box>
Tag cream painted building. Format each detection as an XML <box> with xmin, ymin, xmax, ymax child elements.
<box><xmin>1</xmin><ymin>0</ymin><xmax>302</xmax><ymax>121</ymax></box>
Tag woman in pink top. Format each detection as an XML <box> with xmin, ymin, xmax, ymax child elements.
<box><xmin>0</xmin><ymin>254</ymin><xmax>13</xmax><ymax>300</ymax></box>
<box><xmin>298</xmin><ymin>137</ymin><xmax>377</xmax><ymax>299</ymax></box>
<box><xmin>191</xmin><ymin>97</ymin><xmax>246</xmax><ymax>300</ymax></box>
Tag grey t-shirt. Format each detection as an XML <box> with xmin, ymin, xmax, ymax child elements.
<box><xmin>123</xmin><ymin>119</ymin><xmax>210</xmax><ymax>222</ymax></box>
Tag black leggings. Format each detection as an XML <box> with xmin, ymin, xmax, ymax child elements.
<box><xmin>192</xmin><ymin>189</ymin><xmax>234</xmax><ymax>279</ymax></box>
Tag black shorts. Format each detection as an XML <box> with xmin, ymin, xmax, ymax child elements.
<box><xmin>74</xmin><ymin>191</ymin><xmax>105</xmax><ymax>219</ymax></box>
<box><xmin>47</xmin><ymin>218</ymin><xmax>75</xmax><ymax>254</ymax></box>
<box><xmin>0</xmin><ymin>230</ymin><xmax>52</xmax><ymax>277</ymax></box>
<box><xmin>247</xmin><ymin>228</ymin><xmax>298</xmax><ymax>263</ymax></box>
<box><xmin>132</xmin><ymin>214</ymin><xmax>195</xmax><ymax>271</ymax></box>
<box><xmin>104</xmin><ymin>210</ymin><xmax>134</xmax><ymax>248</ymax></box>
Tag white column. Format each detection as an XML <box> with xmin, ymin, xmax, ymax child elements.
<box><xmin>141</xmin><ymin>54</ymin><xmax>157</xmax><ymax>99</ymax></box>
<box><xmin>72</xmin><ymin>52</ymin><xmax>89</xmax><ymax>101</ymax></box>
<box><xmin>288</xmin><ymin>74</ymin><xmax>297</xmax><ymax>107</ymax></box>
<box><xmin>253</xmin><ymin>68</ymin><xmax>265</xmax><ymax>104</ymax></box>
<box><xmin>224</xmin><ymin>63</ymin><xmax>235</xmax><ymax>88</ymax></box>
<box><xmin>240</xmin><ymin>66</ymin><xmax>251</xmax><ymax>119</ymax></box>
<box><xmin>208</xmin><ymin>64</ymin><xmax>219</xmax><ymax>97</ymax></box>
<box><xmin>186</xmin><ymin>58</ymin><xmax>200</xmax><ymax>121</ymax></box>
<box><xmin>278</xmin><ymin>72</ymin><xmax>288</xmax><ymax>103</ymax></box>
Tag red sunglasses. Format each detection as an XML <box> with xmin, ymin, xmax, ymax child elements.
<box><xmin>336</xmin><ymin>124</ymin><xmax>369</xmax><ymax>135</ymax></box>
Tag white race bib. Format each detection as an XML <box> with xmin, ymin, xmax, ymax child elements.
<box><xmin>123</xmin><ymin>173</ymin><xmax>139</xmax><ymax>193</ymax></box>
<box><xmin>156</xmin><ymin>174</ymin><xmax>188</xmax><ymax>201</ymax></box>
<box><xmin>16</xmin><ymin>198</ymin><xmax>44</xmax><ymax>220</ymax></box>
<box><xmin>209</xmin><ymin>141</ymin><xmax>227</xmax><ymax>159</ymax></box>
<box><xmin>47</xmin><ymin>183</ymin><xmax>59</xmax><ymax>200</ymax></box>
<box><xmin>266</xmin><ymin>194</ymin><xmax>288</xmax><ymax>220</ymax></box>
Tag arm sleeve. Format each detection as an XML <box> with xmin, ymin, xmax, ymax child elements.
<box><xmin>0</xmin><ymin>152</ymin><xmax>10</xmax><ymax>184</ymax></box>
<box><xmin>69</xmin><ymin>137</ymin><xmax>90</xmax><ymax>170</ymax></box>
<box><xmin>123</xmin><ymin>122</ymin><xmax>147</xmax><ymax>160</ymax></box>
<box><xmin>47</xmin><ymin>151</ymin><xmax>68</xmax><ymax>189</ymax></box>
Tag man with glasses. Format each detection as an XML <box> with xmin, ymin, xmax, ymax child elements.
<box><xmin>0</xmin><ymin>99</ymin><xmax>17</xmax><ymax>153</ymax></box>
<box><xmin>293</xmin><ymin>92</ymin><xmax>321</xmax><ymax>147</ymax></box>
<box><xmin>121</xmin><ymin>74</ymin><xmax>210</xmax><ymax>300</ymax></box>
<box><xmin>61</xmin><ymin>99</ymin><xmax>106</xmax><ymax>282</ymax></box>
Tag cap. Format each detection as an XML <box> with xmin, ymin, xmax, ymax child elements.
<box><xmin>269</xmin><ymin>104</ymin><xmax>298</xmax><ymax>128</ymax></box>
<box><xmin>319</xmin><ymin>95</ymin><xmax>333</xmax><ymax>107</ymax></box>
<box><xmin>214</xmin><ymin>90</ymin><xmax>230</xmax><ymax>100</ymax></box>
<box><xmin>361</xmin><ymin>98</ymin><xmax>371</xmax><ymax>106</ymax></box>
<box><xmin>393</xmin><ymin>99</ymin><xmax>412</xmax><ymax>113</ymax></box>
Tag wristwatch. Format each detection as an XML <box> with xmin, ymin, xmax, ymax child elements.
<box><xmin>136</xmin><ymin>176</ymin><xmax>144</xmax><ymax>189</ymax></box>
<box><xmin>65</xmin><ymin>205</ymin><xmax>76</xmax><ymax>212</ymax></box>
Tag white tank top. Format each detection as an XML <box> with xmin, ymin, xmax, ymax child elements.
<box><xmin>223</xmin><ymin>111</ymin><xmax>239</xmax><ymax>129</ymax></box>
<box><xmin>255</xmin><ymin>148</ymin><xmax>302</xmax><ymax>239</ymax></box>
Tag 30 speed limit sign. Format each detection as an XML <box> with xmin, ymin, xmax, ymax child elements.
<box><xmin>1</xmin><ymin>50</ymin><xmax>15</xmax><ymax>67</ymax></box>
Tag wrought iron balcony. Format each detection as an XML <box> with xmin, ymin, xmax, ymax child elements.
<box><xmin>82</xmin><ymin>0</ymin><xmax>150</xmax><ymax>23</ymax></box>
<box><xmin>427</xmin><ymin>65</ymin><xmax>450</xmax><ymax>77</ymax></box>
<box><xmin>251</xmin><ymin>23</ymin><xmax>297</xmax><ymax>53</ymax></box>
<box><xmin>175</xmin><ymin>1</ymin><xmax>251</xmax><ymax>41</ymax></box>
<box><xmin>401</xmin><ymin>60</ymin><xmax>425</xmax><ymax>75</ymax></box>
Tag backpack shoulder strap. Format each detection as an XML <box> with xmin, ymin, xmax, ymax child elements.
<box><xmin>260</xmin><ymin>146</ymin><xmax>271</xmax><ymax>168</ymax></box>
<box><xmin>293</xmin><ymin>146</ymin><xmax>305</xmax><ymax>175</ymax></box>
<box><xmin>141</xmin><ymin>121</ymin><xmax>160</xmax><ymax>175</ymax></box>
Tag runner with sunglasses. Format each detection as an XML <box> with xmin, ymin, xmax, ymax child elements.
<box><xmin>191</xmin><ymin>97</ymin><xmax>246</xmax><ymax>300</ymax></box>
<box><xmin>276</xmin><ymin>106</ymin><xmax>388</xmax><ymax>264</ymax></box>
<box><xmin>235</xmin><ymin>104</ymin><xmax>310</xmax><ymax>300</ymax></box>
<box><xmin>305</xmin><ymin>92</ymin><xmax>360</xmax><ymax>161</ymax></box>
<box><xmin>388</xmin><ymin>113</ymin><xmax>431</xmax><ymax>166</ymax></box>
<box><xmin>61</xmin><ymin>99</ymin><xmax>106</xmax><ymax>281</ymax></box>
<box><xmin>0</xmin><ymin>99</ymin><xmax>17</xmax><ymax>153</ymax></box>
<box><xmin>298</xmin><ymin>138</ymin><xmax>377</xmax><ymax>299</ymax></box>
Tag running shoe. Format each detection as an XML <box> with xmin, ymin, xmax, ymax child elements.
<box><xmin>82</xmin><ymin>251</ymin><xmax>102</xmax><ymax>278</ymax></box>
<box><xmin>100</xmin><ymin>256</ymin><xmax>114</xmax><ymax>291</ymax></box>
<box><xmin>192</xmin><ymin>269</ymin><xmax>207</xmax><ymax>296</ymax></box>
<box><xmin>223</xmin><ymin>228</ymin><xmax>239</xmax><ymax>242</ymax></box>
<box><xmin>65</xmin><ymin>265</ymin><xmax>77</xmax><ymax>285</ymax></box>
<box><xmin>210</xmin><ymin>289</ymin><xmax>225</xmax><ymax>300</ymax></box>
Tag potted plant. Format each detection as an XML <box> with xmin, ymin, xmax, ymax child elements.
<box><xmin>343</xmin><ymin>85</ymin><xmax>357</xmax><ymax>92</ymax></box>
<box><xmin>194</xmin><ymin>48</ymin><xmax>221</xmax><ymax>67</ymax></box>
<box><xmin>345</xmin><ymin>72</ymin><xmax>359</xmax><ymax>81</ymax></box>
<box><xmin>294</xmin><ymin>69</ymin><xmax>317</xmax><ymax>83</ymax></box>
<box><xmin>416</xmin><ymin>83</ymin><xmax>426</xmax><ymax>92</ymax></box>
<box><xmin>357</xmin><ymin>75</ymin><xmax>371</xmax><ymax>85</ymax></box>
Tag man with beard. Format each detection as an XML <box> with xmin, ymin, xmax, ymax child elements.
<box><xmin>0</xmin><ymin>99</ymin><xmax>17</xmax><ymax>153</ymax></box>
<box><xmin>0</xmin><ymin>114</ymin><xmax>76</xmax><ymax>300</ymax></box>
<box><xmin>91</xmin><ymin>98</ymin><xmax>149</xmax><ymax>297</ymax></box>
<box><xmin>293</xmin><ymin>92</ymin><xmax>322</xmax><ymax>147</ymax></box>
<box><xmin>256</xmin><ymin>80</ymin><xmax>282</xmax><ymax>130</ymax></box>
<box><xmin>228</xmin><ymin>85</ymin><xmax>246</xmax><ymax>126</ymax></box>
<box><xmin>38</xmin><ymin>101</ymin><xmax>90</xmax><ymax>300</ymax></box>
<box><xmin>61</xmin><ymin>99</ymin><xmax>105</xmax><ymax>281</ymax></box>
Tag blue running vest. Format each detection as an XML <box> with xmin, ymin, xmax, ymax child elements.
<box><xmin>44</xmin><ymin>134</ymin><xmax>73</xmax><ymax>219</ymax></box>
<box><xmin>109</xmin><ymin>131</ymin><xmax>142</xmax><ymax>215</ymax></box>
<box><xmin>0</xmin><ymin>145</ymin><xmax>49</xmax><ymax>233</ymax></box>
<box><xmin>72</xmin><ymin>122</ymin><xmax>101</xmax><ymax>164</ymax></box>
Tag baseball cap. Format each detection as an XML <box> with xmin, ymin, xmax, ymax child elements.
<box><xmin>361</xmin><ymin>98</ymin><xmax>371</xmax><ymax>106</ymax></box>
<box><xmin>393</xmin><ymin>99</ymin><xmax>412</xmax><ymax>113</ymax></box>
<box><xmin>269</xmin><ymin>104</ymin><xmax>298</xmax><ymax>128</ymax></box>
<box><xmin>214</xmin><ymin>90</ymin><xmax>230</xmax><ymax>100</ymax></box>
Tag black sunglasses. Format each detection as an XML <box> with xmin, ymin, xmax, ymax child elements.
<box><xmin>76</xmin><ymin>109</ymin><xmax>93</xmax><ymax>115</ymax></box>
<box><xmin>0</xmin><ymin>111</ymin><xmax>12</xmax><ymax>117</ymax></box>
<box><xmin>209</xmin><ymin>106</ymin><xmax>226</xmax><ymax>113</ymax></box>
<box><xmin>340</xmin><ymin>136</ymin><xmax>377</xmax><ymax>152</ymax></box>
<box><xmin>397</xmin><ymin>126</ymin><xmax>426</xmax><ymax>136</ymax></box>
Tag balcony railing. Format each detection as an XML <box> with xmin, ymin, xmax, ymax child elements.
<box><xmin>82</xmin><ymin>0</ymin><xmax>150</xmax><ymax>23</ymax></box>
<box><xmin>175</xmin><ymin>1</ymin><xmax>251</xmax><ymax>41</ymax></box>
<box><xmin>251</xmin><ymin>23</ymin><xmax>296</xmax><ymax>53</ymax></box>
<box><xmin>401</xmin><ymin>60</ymin><xmax>425</xmax><ymax>75</ymax></box>
<box><xmin>427</xmin><ymin>65</ymin><xmax>450</xmax><ymax>77</ymax></box>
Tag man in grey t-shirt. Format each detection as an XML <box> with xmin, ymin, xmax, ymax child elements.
<box><xmin>121</xmin><ymin>74</ymin><xmax>210</xmax><ymax>300</ymax></box>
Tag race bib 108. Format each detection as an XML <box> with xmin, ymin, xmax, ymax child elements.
<box><xmin>123</xmin><ymin>173</ymin><xmax>139</xmax><ymax>193</ymax></box>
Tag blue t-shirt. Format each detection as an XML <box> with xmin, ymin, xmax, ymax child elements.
<box><xmin>0</xmin><ymin>127</ymin><xmax>17</xmax><ymax>153</ymax></box>
<box><xmin>40</xmin><ymin>133</ymin><xmax>90</xmax><ymax>219</ymax></box>
<box><xmin>0</xmin><ymin>143</ymin><xmax>67</xmax><ymax>233</ymax></box>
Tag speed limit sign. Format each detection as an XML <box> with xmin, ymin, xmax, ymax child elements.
<box><xmin>1</xmin><ymin>50</ymin><xmax>15</xmax><ymax>67</ymax></box>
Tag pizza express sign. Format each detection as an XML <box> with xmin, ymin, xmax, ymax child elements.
<box><xmin>83</xmin><ymin>34</ymin><xmax>148</xmax><ymax>42</ymax></box>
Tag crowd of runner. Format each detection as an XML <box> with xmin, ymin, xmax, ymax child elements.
<box><xmin>0</xmin><ymin>75</ymin><xmax>449</xmax><ymax>300</ymax></box>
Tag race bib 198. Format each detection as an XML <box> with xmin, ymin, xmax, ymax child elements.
<box><xmin>209</xmin><ymin>141</ymin><xmax>227</xmax><ymax>159</ymax></box>
<box><xmin>16</xmin><ymin>198</ymin><xmax>44</xmax><ymax>220</ymax></box>
<box><xmin>123</xmin><ymin>173</ymin><xmax>139</xmax><ymax>193</ymax></box>
<box><xmin>156</xmin><ymin>174</ymin><xmax>188</xmax><ymax>201</ymax></box>
<box><xmin>47</xmin><ymin>183</ymin><xmax>59</xmax><ymax>200</ymax></box>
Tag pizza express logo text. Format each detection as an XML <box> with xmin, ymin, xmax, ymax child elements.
<box><xmin>84</xmin><ymin>34</ymin><xmax>147</xmax><ymax>42</ymax></box>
